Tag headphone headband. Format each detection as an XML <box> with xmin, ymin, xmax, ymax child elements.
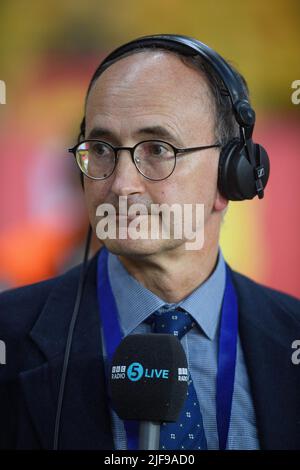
<box><xmin>99</xmin><ymin>34</ymin><xmax>256</xmax><ymax>132</ymax></box>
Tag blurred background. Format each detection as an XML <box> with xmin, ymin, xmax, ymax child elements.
<box><xmin>0</xmin><ymin>0</ymin><xmax>299</xmax><ymax>297</ymax></box>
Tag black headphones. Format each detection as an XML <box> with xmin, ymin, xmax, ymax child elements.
<box><xmin>54</xmin><ymin>34</ymin><xmax>270</xmax><ymax>450</ymax></box>
<box><xmin>80</xmin><ymin>33</ymin><xmax>270</xmax><ymax>200</ymax></box>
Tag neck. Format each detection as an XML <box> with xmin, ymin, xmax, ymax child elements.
<box><xmin>118</xmin><ymin>239</ymin><xmax>220</xmax><ymax>304</ymax></box>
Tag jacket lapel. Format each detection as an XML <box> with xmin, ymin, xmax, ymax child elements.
<box><xmin>19</xmin><ymin>251</ymin><xmax>114</xmax><ymax>449</ymax></box>
<box><xmin>232</xmin><ymin>269</ymin><xmax>300</xmax><ymax>449</ymax></box>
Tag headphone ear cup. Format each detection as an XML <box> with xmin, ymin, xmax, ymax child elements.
<box><xmin>218</xmin><ymin>139</ymin><xmax>270</xmax><ymax>201</ymax></box>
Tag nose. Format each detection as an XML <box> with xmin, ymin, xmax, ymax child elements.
<box><xmin>110</xmin><ymin>148</ymin><xmax>146</xmax><ymax>197</ymax></box>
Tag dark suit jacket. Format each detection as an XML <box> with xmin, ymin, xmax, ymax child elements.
<box><xmin>0</xmin><ymin>250</ymin><xmax>300</xmax><ymax>450</ymax></box>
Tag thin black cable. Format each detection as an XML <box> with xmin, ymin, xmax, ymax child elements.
<box><xmin>53</xmin><ymin>225</ymin><xmax>92</xmax><ymax>450</ymax></box>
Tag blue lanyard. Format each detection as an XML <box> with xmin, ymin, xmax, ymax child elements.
<box><xmin>97</xmin><ymin>247</ymin><xmax>238</xmax><ymax>450</ymax></box>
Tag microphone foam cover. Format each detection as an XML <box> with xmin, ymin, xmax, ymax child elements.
<box><xmin>109</xmin><ymin>334</ymin><xmax>189</xmax><ymax>422</ymax></box>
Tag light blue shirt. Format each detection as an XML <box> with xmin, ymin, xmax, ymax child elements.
<box><xmin>105</xmin><ymin>249</ymin><xmax>260</xmax><ymax>450</ymax></box>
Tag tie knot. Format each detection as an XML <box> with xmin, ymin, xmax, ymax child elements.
<box><xmin>148</xmin><ymin>307</ymin><xmax>196</xmax><ymax>339</ymax></box>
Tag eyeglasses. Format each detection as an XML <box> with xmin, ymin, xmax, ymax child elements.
<box><xmin>68</xmin><ymin>139</ymin><xmax>221</xmax><ymax>181</ymax></box>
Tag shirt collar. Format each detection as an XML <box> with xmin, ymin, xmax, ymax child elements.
<box><xmin>179</xmin><ymin>251</ymin><xmax>226</xmax><ymax>340</ymax></box>
<box><xmin>108</xmin><ymin>249</ymin><xmax>226</xmax><ymax>340</ymax></box>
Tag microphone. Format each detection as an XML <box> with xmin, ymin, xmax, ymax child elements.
<box><xmin>109</xmin><ymin>333</ymin><xmax>189</xmax><ymax>450</ymax></box>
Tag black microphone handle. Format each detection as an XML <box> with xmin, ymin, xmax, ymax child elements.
<box><xmin>139</xmin><ymin>421</ymin><xmax>161</xmax><ymax>450</ymax></box>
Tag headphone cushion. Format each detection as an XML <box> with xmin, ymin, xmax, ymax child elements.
<box><xmin>218</xmin><ymin>139</ymin><xmax>242</xmax><ymax>200</ymax></box>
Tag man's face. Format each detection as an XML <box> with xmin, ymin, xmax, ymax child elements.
<box><xmin>84</xmin><ymin>51</ymin><xmax>226</xmax><ymax>257</ymax></box>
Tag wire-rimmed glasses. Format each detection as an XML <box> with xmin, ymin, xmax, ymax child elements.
<box><xmin>68</xmin><ymin>139</ymin><xmax>221</xmax><ymax>181</ymax></box>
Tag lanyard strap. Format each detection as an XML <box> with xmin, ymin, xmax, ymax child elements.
<box><xmin>216</xmin><ymin>263</ymin><xmax>238</xmax><ymax>450</ymax></box>
<box><xmin>97</xmin><ymin>247</ymin><xmax>238</xmax><ymax>450</ymax></box>
<box><xmin>97</xmin><ymin>247</ymin><xmax>139</xmax><ymax>450</ymax></box>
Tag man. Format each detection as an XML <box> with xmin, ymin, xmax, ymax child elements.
<box><xmin>0</xmin><ymin>35</ymin><xmax>299</xmax><ymax>451</ymax></box>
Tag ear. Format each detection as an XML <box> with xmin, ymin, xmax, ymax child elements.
<box><xmin>213</xmin><ymin>189</ymin><xmax>228</xmax><ymax>213</ymax></box>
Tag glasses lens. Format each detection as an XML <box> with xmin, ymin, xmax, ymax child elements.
<box><xmin>76</xmin><ymin>141</ymin><xmax>115</xmax><ymax>179</ymax></box>
<box><xmin>134</xmin><ymin>141</ymin><xmax>175</xmax><ymax>180</ymax></box>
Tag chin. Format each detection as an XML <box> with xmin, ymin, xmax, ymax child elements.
<box><xmin>101</xmin><ymin>237</ymin><xmax>182</xmax><ymax>259</ymax></box>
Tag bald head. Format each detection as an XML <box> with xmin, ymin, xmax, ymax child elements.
<box><xmin>85</xmin><ymin>50</ymin><xmax>216</xmax><ymax>147</ymax></box>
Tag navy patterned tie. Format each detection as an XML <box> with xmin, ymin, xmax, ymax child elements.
<box><xmin>147</xmin><ymin>307</ymin><xmax>208</xmax><ymax>450</ymax></box>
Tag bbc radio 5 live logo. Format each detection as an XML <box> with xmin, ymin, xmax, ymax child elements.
<box><xmin>111</xmin><ymin>363</ymin><xmax>189</xmax><ymax>382</ymax></box>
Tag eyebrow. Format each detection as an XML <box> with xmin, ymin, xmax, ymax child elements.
<box><xmin>87</xmin><ymin>125</ymin><xmax>184</xmax><ymax>146</ymax></box>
